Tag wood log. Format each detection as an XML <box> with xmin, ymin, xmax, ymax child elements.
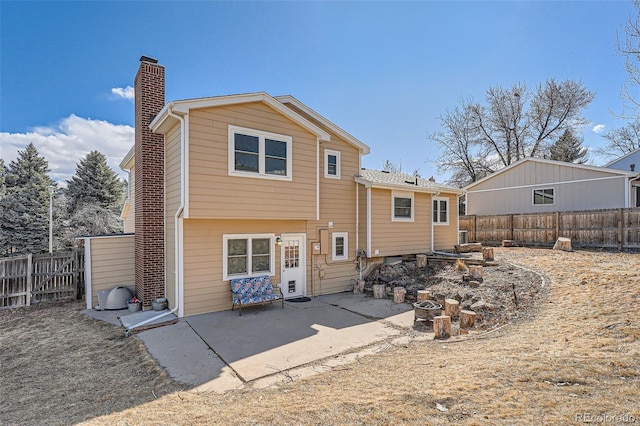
<box><xmin>433</xmin><ymin>315</ymin><xmax>451</xmax><ymax>339</ymax></box>
<box><xmin>454</xmin><ymin>242</ymin><xmax>482</xmax><ymax>253</ymax></box>
<box><xmin>393</xmin><ymin>287</ymin><xmax>406</xmax><ymax>303</ymax></box>
<box><xmin>416</xmin><ymin>254</ymin><xmax>427</xmax><ymax>268</ymax></box>
<box><xmin>373</xmin><ymin>284</ymin><xmax>386</xmax><ymax>299</ymax></box>
<box><xmin>481</xmin><ymin>247</ymin><xmax>494</xmax><ymax>261</ymax></box>
<box><xmin>460</xmin><ymin>310</ymin><xmax>477</xmax><ymax>328</ymax></box>
<box><xmin>469</xmin><ymin>280</ymin><xmax>480</xmax><ymax>288</ymax></box>
<box><xmin>553</xmin><ymin>237</ymin><xmax>572</xmax><ymax>252</ymax></box>
<box><xmin>353</xmin><ymin>280</ymin><xmax>365</xmax><ymax>294</ymax></box>
<box><xmin>417</xmin><ymin>289</ymin><xmax>431</xmax><ymax>301</ymax></box>
<box><xmin>502</xmin><ymin>239</ymin><xmax>521</xmax><ymax>247</ymax></box>
<box><xmin>444</xmin><ymin>299</ymin><xmax>460</xmax><ymax>319</ymax></box>
<box><xmin>469</xmin><ymin>265</ymin><xmax>483</xmax><ymax>280</ymax></box>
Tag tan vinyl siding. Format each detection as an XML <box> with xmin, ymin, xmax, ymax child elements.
<box><xmin>433</xmin><ymin>193</ymin><xmax>459</xmax><ymax>251</ymax></box>
<box><xmin>123</xmin><ymin>165</ymin><xmax>135</xmax><ymax>233</ymax></box>
<box><xmin>88</xmin><ymin>235</ymin><xmax>135</xmax><ymax>308</ymax></box>
<box><xmin>357</xmin><ymin>184</ymin><xmax>368</xmax><ymax>253</ymax></box>
<box><xmin>165</xmin><ymin>123</ymin><xmax>181</xmax><ymax>309</ymax></box>
<box><xmin>369</xmin><ymin>189</ymin><xmax>431</xmax><ymax>257</ymax></box>
<box><xmin>188</xmin><ymin>102</ymin><xmax>317</xmax><ymax>220</ymax></box>
<box><xmin>467</xmin><ymin>161</ymin><xmax>629</xmax><ymax>215</ymax></box>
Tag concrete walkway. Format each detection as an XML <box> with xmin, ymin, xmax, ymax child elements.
<box><xmin>84</xmin><ymin>292</ymin><xmax>431</xmax><ymax>393</ymax></box>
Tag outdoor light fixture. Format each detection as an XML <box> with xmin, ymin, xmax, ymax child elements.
<box><xmin>276</xmin><ymin>236</ymin><xmax>282</xmax><ymax>246</ymax></box>
<box><xmin>48</xmin><ymin>185</ymin><xmax>55</xmax><ymax>254</ymax></box>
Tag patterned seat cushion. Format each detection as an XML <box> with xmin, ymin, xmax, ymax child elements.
<box><xmin>230</xmin><ymin>276</ymin><xmax>281</xmax><ymax>305</ymax></box>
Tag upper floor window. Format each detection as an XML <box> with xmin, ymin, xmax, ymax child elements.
<box><xmin>392</xmin><ymin>191</ymin><xmax>414</xmax><ymax>222</ymax></box>
<box><xmin>228</xmin><ymin>125</ymin><xmax>292</xmax><ymax>180</ymax></box>
<box><xmin>433</xmin><ymin>197</ymin><xmax>449</xmax><ymax>225</ymax></box>
<box><xmin>324</xmin><ymin>149</ymin><xmax>341</xmax><ymax>179</ymax></box>
<box><xmin>332</xmin><ymin>232</ymin><xmax>348</xmax><ymax>261</ymax></box>
<box><xmin>533</xmin><ymin>188</ymin><xmax>554</xmax><ymax>205</ymax></box>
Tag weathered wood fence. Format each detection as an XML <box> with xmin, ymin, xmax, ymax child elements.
<box><xmin>460</xmin><ymin>207</ymin><xmax>640</xmax><ymax>250</ymax></box>
<box><xmin>0</xmin><ymin>249</ymin><xmax>85</xmax><ymax>309</ymax></box>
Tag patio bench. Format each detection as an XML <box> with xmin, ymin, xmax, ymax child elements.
<box><xmin>229</xmin><ymin>275</ymin><xmax>284</xmax><ymax>316</ymax></box>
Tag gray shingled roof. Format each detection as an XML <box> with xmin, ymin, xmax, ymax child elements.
<box><xmin>357</xmin><ymin>168</ymin><xmax>461</xmax><ymax>192</ymax></box>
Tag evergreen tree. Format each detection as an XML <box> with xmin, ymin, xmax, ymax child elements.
<box><xmin>0</xmin><ymin>143</ymin><xmax>55</xmax><ymax>255</ymax></box>
<box><xmin>549</xmin><ymin>129</ymin><xmax>588</xmax><ymax>164</ymax></box>
<box><xmin>65</xmin><ymin>151</ymin><xmax>124</xmax><ymax>236</ymax></box>
<box><xmin>0</xmin><ymin>158</ymin><xmax>6</xmax><ymax>200</ymax></box>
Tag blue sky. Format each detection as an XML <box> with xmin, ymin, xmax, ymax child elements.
<box><xmin>1</xmin><ymin>1</ymin><xmax>637</xmax><ymax>184</ymax></box>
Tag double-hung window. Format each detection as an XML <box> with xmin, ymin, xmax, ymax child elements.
<box><xmin>324</xmin><ymin>149</ymin><xmax>341</xmax><ymax>179</ymax></box>
<box><xmin>229</xmin><ymin>125</ymin><xmax>292</xmax><ymax>180</ymax></box>
<box><xmin>392</xmin><ymin>191</ymin><xmax>414</xmax><ymax>222</ymax></box>
<box><xmin>223</xmin><ymin>234</ymin><xmax>275</xmax><ymax>280</ymax></box>
<box><xmin>332</xmin><ymin>232</ymin><xmax>348</xmax><ymax>261</ymax></box>
<box><xmin>533</xmin><ymin>188</ymin><xmax>555</xmax><ymax>205</ymax></box>
<box><xmin>432</xmin><ymin>197</ymin><xmax>449</xmax><ymax>225</ymax></box>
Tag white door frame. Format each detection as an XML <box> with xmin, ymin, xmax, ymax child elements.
<box><xmin>280</xmin><ymin>233</ymin><xmax>306</xmax><ymax>298</ymax></box>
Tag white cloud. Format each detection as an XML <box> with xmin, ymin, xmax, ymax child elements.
<box><xmin>111</xmin><ymin>86</ymin><xmax>134</xmax><ymax>101</ymax></box>
<box><xmin>592</xmin><ymin>124</ymin><xmax>606</xmax><ymax>133</ymax></box>
<box><xmin>0</xmin><ymin>115</ymin><xmax>134</xmax><ymax>184</ymax></box>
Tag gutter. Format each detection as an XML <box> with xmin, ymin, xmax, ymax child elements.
<box><xmin>126</xmin><ymin>107</ymin><xmax>186</xmax><ymax>336</ymax></box>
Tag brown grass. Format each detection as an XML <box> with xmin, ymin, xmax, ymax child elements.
<box><xmin>2</xmin><ymin>248</ymin><xmax>639</xmax><ymax>425</ymax></box>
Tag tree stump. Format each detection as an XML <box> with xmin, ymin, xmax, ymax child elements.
<box><xmin>416</xmin><ymin>254</ymin><xmax>427</xmax><ymax>268</ymax></box>
<box><xmin>460</xmin><ymin>310</ymin><xmax>477</xmax><ymax>328</ymax></box>
<box><xmin>393</xmin><ymin>287</ymin><xmax>406</xmax><ymax>303</ymax></box>
<box><xmin>469</xmin><ymin>265</ymin><xmax>483</xmax><ymax>280</ymax></box>
<box><xmin>373</xmin><ymin>284</ymin><xmax>385</xmax><ymax>299</ymax></box>
<box><xmin>481</xmin><ymin>247</ymin><xmax>494</xmax><ymax>261</ymax></box>
<box><xmin>433</xmin><ymin>315</ymin><xmax>451</xmax><ymax>339</ymax></box>
<box><xmin>553</xmin><ymin>237</ymin><xmax>572</xmax><ymax>252</ymax></box>
<box><xmin>353</xmin><ymin>280</ymin><xmax>365</xmax><ymax>294</ymax></box>
<box><xmin>417</xmin><ymin>289</ymin><xmax>431</xmax><ymax>301</ymax></box>
<box><xmin>444</xmin><ymin>299</ymin><xmax>460</xmax><ymax>320</ymax></box>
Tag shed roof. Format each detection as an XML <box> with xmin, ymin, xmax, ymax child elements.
<box><xmin>356</xmin><ymin>168</ymin><xmax>463</xmax><ymax>194</ymax></box>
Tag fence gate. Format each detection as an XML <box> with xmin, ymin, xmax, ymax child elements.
<box><xmin>0</xmin><ymin>250</ymin><xmax>82</xmax><ymax>309</ymax></box>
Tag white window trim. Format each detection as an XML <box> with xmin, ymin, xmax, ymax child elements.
<box><xmin>332</xmin><ymin>232</ymin><xmax>349</xmax><ymax>261</ymax></box>
<box><xmin>222</xmin><ymin>233</ymin><xmax>275</xmax><ymax>280</ymax></box>
<box><xmin>228</xmin><ymin>125</ymin><xmax>293</xmax><ymax>181</ymax></box>
<box><xmin>433</xmin><ymin>196</ymin><xmax>450</xmax><ymax>225</ymax></box>
<box><xmin>532</xmin><ymin>187</ymin><xmax>556</xmax><ymax>206</ymax></box>
<box><xmin>392</xmin><ymin>191</ymin><xmax>414</xmax><ymax>222</ymax></box>
<box><xmin>324</xmin><ymin>149</ymin><xmax>341</xmax><ymax>179</ymax></box>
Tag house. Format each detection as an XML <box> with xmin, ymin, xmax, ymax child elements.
<box><xmin>464</xmin><ymin>157</ymin><xmax>640</xmax><ymax>216</ymax></box>
<box><xmin>605</xmin><ymin>147</ymin><xmax>640</xmax><ymax>173</ymax></box>
<box><xmin>83</xmin><ymin>56</ymin><xmax>463</xmax><ymax>317</ymax></box>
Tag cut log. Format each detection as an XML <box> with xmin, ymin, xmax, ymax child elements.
<box><xmin>454</xmin><ymin>242</ymin><xmax>482</xmax><ymax>253</ymax></box>
<box><xmin>416</xmin><ymin>254</ymin><xmax>427</xmax><ymax>268</ymax></box>
<box><xmin>469</xmin><ymin>280</ymin><xmax>480</xmax><ymax>288</ymax></box>
<box><xmin>373</xmin><ymin>284</ymin><xmax>386</xmax><ymax>299</ymax></box>
<box><xmin>460</xmin><ymin>310</ymin><xmax>477</xmax><ymax>328</ymax></box>
<box><xmin>502</xmin><ymin>240</ymin><xmax>521</xmax><ymax>247</ymax></box>
<box><xmin>353</xmin><ymin>280</ymin><xmax>365</xmax><ymax>294</ymax></box>
<box><xmin>481</xmin><ymin>247</ymin><xmax>494</xmax><ymax>261</ymax></box>
<box><xmin>433</xmin><ymin>315</ymin><xmax>451</xmax><ymax>339</ymax></box>
<box><xmin>469</xmin><ymin>265</ymin><xmax>483</xmax><ymax>280</ymax></box>
<box><xmin>417</xmin><ymin>289</ymin><xmax>431</xmax><ymax>301</ymax></box>
<box><xmin>444</xmin><ymin>299</ymin><xmax>460</xmax><ymax>319</ymax></box>
<box><xmin>553</xmin><ymin>237</ymin><xmax>572</xmax><ymax>252</ymax></box>
<box><xmin>393</xmin><ymin>287</ymin><xmax>406</xmax><ymax>303</ymax></box>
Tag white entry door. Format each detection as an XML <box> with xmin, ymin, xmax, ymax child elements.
<box><xmin>280</xmin><ymin>234</ymin><xmax>306</xmax><ymax>298</ymax></box>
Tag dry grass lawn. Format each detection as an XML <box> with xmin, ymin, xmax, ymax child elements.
<box><xmin>2</xmin><ymin>248</ymin><xmax>639</xmax><ymax>425</ymax></box>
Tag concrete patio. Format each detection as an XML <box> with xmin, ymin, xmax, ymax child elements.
<box><xmin>84</xmin><ymin>292</ymin><xmax>432</xmax><ymax>393</ymax></box>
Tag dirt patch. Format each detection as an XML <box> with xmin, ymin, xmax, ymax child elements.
<box><xmin>364</xmin><ymin>257</ymin><xmax>545</xmax><ymax>329</ymax></box>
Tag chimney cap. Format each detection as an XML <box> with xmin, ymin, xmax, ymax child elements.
<box><xmin>140</xmin><ymin>55</ymin><xmax>158</xmax><ymax>64</ymax></box>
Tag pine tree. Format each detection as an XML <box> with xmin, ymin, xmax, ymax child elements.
<box><xmin>65</xmin><ymin>151</ymin><xmax>124</xmax><ymax>236</ymax></box>
<box><xmin>0</xmin><ymin>158</ymin><xmax>6</xmax><ymax>199</ymax></box>
<box><xmin>0</xmin><ymin>143</ymin><xmax>55</xmax><ymax>255</ymax></box>
<box><xmin>549</xmin><ymin>129</ymin><xmax>588</xmax><ymax>164</ymax></box>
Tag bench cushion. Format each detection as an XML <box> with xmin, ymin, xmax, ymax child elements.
<box><xmin>230</xmin><ymin>276</ymin><xmax>281</xmax><ymax>306</ymax></box>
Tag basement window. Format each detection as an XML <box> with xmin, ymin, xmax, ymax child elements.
<box><xmin>229</xmin><ymin>125</ymin><xmax>292</xmax><ymax>180</ymax></box>
<box><xmin>533</xmin><ymin>188</ymin><xmax>555</xmax><ymax>205</ymax></box>
<box><xmin>223</xmin><ymin>234</ymin><xmax>275</xmax><ymax>280</ymax></box>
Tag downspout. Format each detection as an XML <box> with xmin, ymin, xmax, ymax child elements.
<box><xmin>366</xmin><ymin>186</ymin><xmax>372</xmax><ymax>258</ymax></box>
<box><xmin>84</xmin><ymin>238</ymin><xmax>92</xmax><ymax>310</ymax></box>
<box><xmin>316</xmin><ymin>137</ymin><xmax>320</xmax><ymax>221</ymax></box>
<box><xmin>356</xmin><ymin>183</ymin><xmax>360</xmax><ymax>279</ymax></box>
<box><xmin>126</xmin><ymin>106</ymin><xmax>185</xmax><ymax>336</ymax></box>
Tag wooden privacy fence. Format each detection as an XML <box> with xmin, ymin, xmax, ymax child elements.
<box><xmin>0</xmin><ymin>249</ymin><xmax>85</xmax><ymax>309</ymax></box>
<box><xmin>460</xmin><ymin>207</ymin><xmax>640</xmax><ymax>250</ymax></box>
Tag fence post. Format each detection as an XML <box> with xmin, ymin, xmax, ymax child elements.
<box><xmin>618</xmin><ymin>208</ymin><xmax>624</xmax><ymax>251</ymax></box>
<box><xmin>473</xmin><ymin>215</ymin><xmax>477</xmax><ymax>242</ymax></box>
<box><xmin>555</xmin><ymin>212</ymin><xmax>560</xmax><ymax>240</ymax></box>
<box><xmin>73</xmin><ymin>249</ymin><xmax>78</xmax><ymax>300</ymax></box>
<box><xmin>26</xmin><ymin>253</ymin><xmax>32</xmax><ymax>306</ymax></box>
<box><xmin>509</xmin><ymin>214</ymin><xmax>514</xmax><ymax>241</ymax></box>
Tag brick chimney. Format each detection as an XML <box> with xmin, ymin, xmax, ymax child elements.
<box><xmin>134</xmin><ymin>56</ymin><xmax>165</xmax><ymax>308</ymax></box>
